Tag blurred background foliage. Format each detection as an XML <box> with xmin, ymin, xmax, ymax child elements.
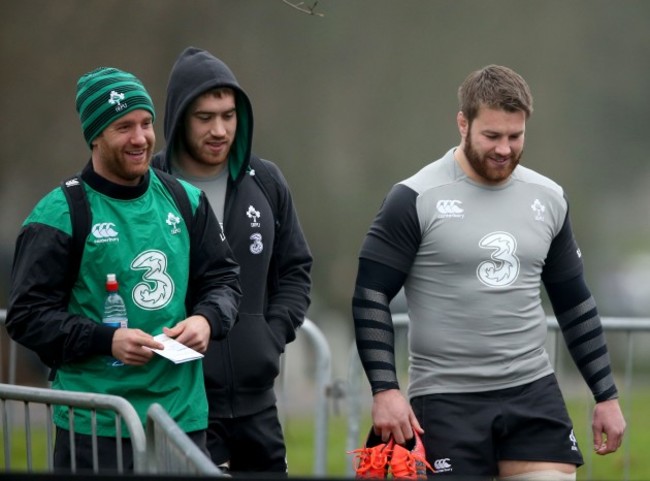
<box><xmin>2</xmin><ymin>1</ymin><xmax>650</xmax><ymax>375</ymax></box>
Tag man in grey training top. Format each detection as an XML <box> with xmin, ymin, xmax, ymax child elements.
<box><xmin>352</xmin><ymin>65</ymin><xmax>625</xmax><ymax>480</ymax></box>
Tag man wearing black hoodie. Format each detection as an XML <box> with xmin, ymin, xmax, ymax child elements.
<box><xmin>152</xmin><ymin>47</ymin><xmax>313</xmax><ymax>475</ymax></box>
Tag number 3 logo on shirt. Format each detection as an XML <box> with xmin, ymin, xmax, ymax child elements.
<box><xmin>130</xmin><ymin>250</ymin><xmax>175</xmax><ymax>310</ymax></box>
<box><xmin>476</xmin><ymin>231</ymin><xmax>520</xmax><ymax>288</ymax></box>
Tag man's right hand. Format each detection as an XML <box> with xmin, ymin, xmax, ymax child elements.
<box><xmin>111</xmin><ymin>328</ymin><xmax>165</xmax><ymax>366</ymax></box>
<box><xmin>371</xmin><ymin>389</ymin><xmax>423</xmax><ymax>445</ymax></box>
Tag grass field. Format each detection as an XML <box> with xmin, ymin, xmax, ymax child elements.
<box><xmin>3</xmin><ymin>390</ymin><xmax>648</xmax><ymax>479</ymax></box>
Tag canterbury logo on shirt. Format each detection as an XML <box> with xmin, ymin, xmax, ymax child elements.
<box><xmin>91</xmin><ymin>222</ymin><xmax>119</xmax><ymax>243</ymax></box>
<box><xmin>436</xmin><ymin>199</ymin><xmax>464</xmax><ymax>218</ymax></box>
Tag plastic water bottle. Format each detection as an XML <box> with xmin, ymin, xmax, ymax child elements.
<box><xmin>102</xmin><ymin>273</ymin><xmax>128</xmax><ymax>367</ymax></box>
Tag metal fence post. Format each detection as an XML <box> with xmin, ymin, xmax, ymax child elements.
<box><xmin>299</xmin><ymin>318</ymin><xmax>332</xmax><ymax>476</ymax></box>
<box><xmin>145</xmin><ymin>403</ymin><xmax>224</xmax><ymax>475</ymax></box>
<box><xmin>276</xmin><ymin>317</ymin><xmax>332</xmax><ymax>475</ymax></box>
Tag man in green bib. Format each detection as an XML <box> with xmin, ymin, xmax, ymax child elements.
<box><xmin>6</xmin><ymin>67</ymin><xmax>241</xmax><ymax>472</ymax></box>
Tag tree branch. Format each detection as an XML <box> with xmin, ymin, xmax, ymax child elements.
<box><xmin>281</xmin><ymin>0</ymin><xmax>325</xmax><ymax>17</ymax></box>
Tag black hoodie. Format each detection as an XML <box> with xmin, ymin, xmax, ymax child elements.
<box><xmin>153</xmin><ymin>47</ymin><xmax>312</xmax><ymax>417</ymax></box>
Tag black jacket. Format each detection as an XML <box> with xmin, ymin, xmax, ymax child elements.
<box><xmin>152</xmin><ymin>46</ymin><xmax>313</xmax><ymax>417</ymax></box>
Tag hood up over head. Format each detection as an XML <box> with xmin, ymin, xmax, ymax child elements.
<box><xmin>162</xmin><ymin>46</ymin><xmax>253</xmax><ymax>183</ymax></box>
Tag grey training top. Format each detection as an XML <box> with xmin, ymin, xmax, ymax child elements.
<box><xmin>359</xmin><ymin>148</ymin><xmax>583</xmax><ymax>398</ymax></box>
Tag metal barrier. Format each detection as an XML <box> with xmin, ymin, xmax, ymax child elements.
<box><xmin>0</xmin><ymin>383</ymin><xmax>229</xmax><ymax>475</ymax></box>
<box><xmin>0</xmin><ymin>382</ymin><xmax>147</xmax><ymax>473</ymax></box>
<box><xmin>277</xmin><ymin>317</ymin><xmax>332</xmax><ymax>476</ymax></box>
<box><xmin>1</xmin><ymin>311</ymin><xmax>334</xmax><ymax>476</ymax></box>
<box><xmin>345</xmin><ymin>313</ymin><xmax>650</xmax><ymax>479</ymax></box>
<box><xmin>145</xmin><ymin>403</ymin><xmax>223</xmax><ymax>475</ymax></box>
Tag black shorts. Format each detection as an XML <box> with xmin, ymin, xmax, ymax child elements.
<box><xmin>411</xmin><ymin>374</ymin><xmax>584</xmax><ymax>478</ymax></box>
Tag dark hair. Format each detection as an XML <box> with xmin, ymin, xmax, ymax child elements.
<box><xmin>458</xmin><ymin>65</ymin><xmax>533</xmax><ymax>123</ymax></box>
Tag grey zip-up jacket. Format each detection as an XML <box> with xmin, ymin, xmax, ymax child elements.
<box><xmin>152</xmin><ymin>47</ymin><xmax>313</xmax><ymax>417</ymax></box>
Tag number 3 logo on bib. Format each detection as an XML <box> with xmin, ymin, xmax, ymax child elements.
<box><xmin>130</xmin><ymin>250</ymin><xmax>175</xmax><ymax>310</ymax></box>
<box><xmin>476</xmin><ymin>231</ymin><xmax>520</xmax><ymax>288</ymax></box>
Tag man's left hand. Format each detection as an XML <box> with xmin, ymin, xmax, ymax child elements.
<box><xmin>592</xmin><ymin>398</ymin><xmax>626</xmax><ymax>455</ymax></box>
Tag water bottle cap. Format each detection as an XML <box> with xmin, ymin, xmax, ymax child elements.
<box><xmin>106</xmin><ymin>273</ymin><xmax>119</xmax><ymax>291</ymax></box>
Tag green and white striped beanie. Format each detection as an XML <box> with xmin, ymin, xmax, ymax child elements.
<box><xmin>75</xmin><ymin>67</ymin><xmax>155</xmax><ymax>148</ymax></box>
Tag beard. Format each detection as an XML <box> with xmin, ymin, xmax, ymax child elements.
<box><xmin>464</xmin><ymin>134</ymin><xmax>522</xmax><ymax>184</ymax></box>
<box><xmin>182</xmin><ymin>134</ymin><xmax>229</xmax><ymax>168</ymax></box>
<box><xmin>98</xmin><ymin>144</ymin><xmax>150</xmax><ymax>184</ymax></box>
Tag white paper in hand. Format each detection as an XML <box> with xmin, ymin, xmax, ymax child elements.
<box><xmin>148</xmin><ymin>333</ymin><xmax>204</xmax><ymax>364</ymax></box>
